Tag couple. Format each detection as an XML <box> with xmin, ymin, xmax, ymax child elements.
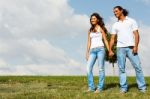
<box><xmin>85</xmin><ymin>6</ymin><xmax>146</xmax><ymax>93</ymax></box>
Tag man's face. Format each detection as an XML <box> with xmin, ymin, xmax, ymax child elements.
<box><xmin>113</xmin><ymin>8</ymin><xmax>123</xmax><ymax>18</ymax></box>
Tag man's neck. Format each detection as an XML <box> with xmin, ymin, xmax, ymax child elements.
<box><xmin>118</xmin><ymin>15</ymin><xmax>126</xmax><ymax>21</ymax></box>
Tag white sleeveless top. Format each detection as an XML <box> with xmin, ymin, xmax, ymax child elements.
<box><xmin>90</xmin><ymin>30</ymin><xmax>104</xmax><ymax>49</ymax></box>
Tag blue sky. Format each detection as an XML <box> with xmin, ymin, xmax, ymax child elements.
<box><xmin>0</xmin><ymin>0</ymin><xmax>149</xmax><ymax>76</ymax></box>
<box><xmin>69</xmin><ymin>0</ymin><xmax>150</xmax><ymax>25</ymax></box>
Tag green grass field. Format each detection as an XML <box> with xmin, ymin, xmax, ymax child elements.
<box><xmin>0</xmin><ymin>76</ymin><xmax>149</xmax><ymax>99</ymax></box>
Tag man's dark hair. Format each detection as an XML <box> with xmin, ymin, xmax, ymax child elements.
<box><xmin>114</xmin><ymin>6</ymin><xmax>129</xmax><ymax>16</ymax></box>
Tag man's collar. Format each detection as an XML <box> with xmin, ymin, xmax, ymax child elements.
<box><xmin>118</xmin><ymin>16</ymin><xmax>128</xmax><ymax>22</ymax></box>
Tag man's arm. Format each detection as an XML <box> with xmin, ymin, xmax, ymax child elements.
<box><xmin>109</xmin><ymin>34</ymin><xmax>116</xmax><ymax>57</ymax></box>
<box><xmin>133</xmin><ymin>30</ymin><xmax>140</xmax><ymax>54</ymax></box>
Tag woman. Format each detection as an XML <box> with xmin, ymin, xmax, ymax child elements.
<box><xmin>86</xmin><ymin>13</ymin><xmax>109</xmax><ymax>93</ymax></box>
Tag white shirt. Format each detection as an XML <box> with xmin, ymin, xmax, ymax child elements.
<box><xmin>111</xmin><ymin>16</ymin><xmax>138</xmax><ymax>47</ymax></box>
<box><xmin>90</xmin><ymin>31</ymin><xmax>104</xmax><ymax>49</ymax></box>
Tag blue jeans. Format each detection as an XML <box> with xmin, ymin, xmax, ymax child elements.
<box><xmin>117</xmin><ymin>47</ymin><xmax>146</xmax><ymax>91</ymax></box>
<box><xmin>87</xmin><ymin>47</ymin><xmax>105</xmax><ymax>91</ymax></box>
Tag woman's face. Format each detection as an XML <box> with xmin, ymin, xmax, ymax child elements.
<box><xmin>90</xmin><ymin>16</ymin><xmax>98</xmax><ymax>25</ymax></box>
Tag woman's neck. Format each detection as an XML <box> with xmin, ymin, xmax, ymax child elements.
<box><xmin>93</xmin><ymin>24</ymin><xmax>99</xmax><ymax>32</ymax></box>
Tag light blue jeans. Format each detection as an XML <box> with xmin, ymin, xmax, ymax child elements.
<box><xmin>117</xmin><ymin>47</ymin><xmax>146</xmax><ymax>92</ymax></box>
<box><xmin>87</xmin><ymin>47</ymin><xmax>105</xmax><ymax>91</ymax></box>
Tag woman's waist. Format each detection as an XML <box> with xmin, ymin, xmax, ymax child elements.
<box><xmin>90</xmin><ymin>45</ymin><xmax>104</xmax><ymax>50</ymax></box>
<box><xmin>90</xmin><ymin>41</ymin><xmax>104</xmax><ymax>47</ymax></box>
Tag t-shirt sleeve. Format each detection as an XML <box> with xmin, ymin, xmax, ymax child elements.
<box><xmin>111</xmin><ymin>24</ymin><xmax>117</xmax><ymax>34</ymax></box>
<box><xmin>132</xmin><ymin>19</ymin><xmax>138</xmax><ymax>31</ymax></box>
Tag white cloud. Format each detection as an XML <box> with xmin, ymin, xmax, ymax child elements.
<box><xmin>0</xmin><ymin>0</ymin><xmax>89</xmax><ymax>39</ymax></box>
<box><xmin>0</xmin><ymin>0</ymin><xmax>149</xmax><ymax>76</ymax></box>
<box><xmin>0</xmin><ymin>39</ymin><xmax>86</xmax><ymax>75</ymax></box>
<box><xmin>0</xmin><ymin>0</ymin><xmax>89</xmax><ymax>75</ymax></box>
<box><xmin>106</xmin><ymin>16</ymin><xmax>117</xmax><ymax>32</ymax></box>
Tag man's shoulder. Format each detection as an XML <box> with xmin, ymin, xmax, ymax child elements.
<box><xmin>112</xmin><ymin>21</ymin><xmax>119</xmax><ymax>27</ymax></box>
<box><xmin>127</xmin><ymin>16</ymin><xmax>137</xmax><ymax>23</ymax></box>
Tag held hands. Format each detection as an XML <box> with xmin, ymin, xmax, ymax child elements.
<box><xmin>109</xmin><ymin>50</ymin><xmax>114</xmax><ymax>57</ymax></box>
<box><xmin>108</xmin><ymin>46</ymin><xmax>138</xmax><ymax>57</ymax></box>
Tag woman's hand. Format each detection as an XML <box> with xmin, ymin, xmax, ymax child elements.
<box><xmin>86</xmin><ymin>52</ymin><xmax>89</xmax><ymax>61</ymax></box>
<box><xmin>109</xmin><ymin>50</ymin><xmax>114</xmax><ymax>57</ymax></box>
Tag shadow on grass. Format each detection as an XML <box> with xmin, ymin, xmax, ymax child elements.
<box><xmin>128</xmin><ymin>83</ymin><xmax>149</xmax><ymax>90</ymax></box>
<box><xmin>104</xmin><ymin>83</ymin><xmax>119</xmax><ymax>90</ymax></box>
<box><xmin>104</xmin><ymin>83</ymin><xmax>149</xmax><ymax>91</ymax></box>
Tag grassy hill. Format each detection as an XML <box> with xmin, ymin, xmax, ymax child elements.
<box><xmin>0</xmin><ymin>76</ymin><xmax>149</xmax><ymax>99</ymax></box>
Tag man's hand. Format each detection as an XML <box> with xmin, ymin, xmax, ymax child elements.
<box><xmin>132</xmin><ymin>46</ymin><xmax>138</xmax><ymax>54</ymax></box>
<box><xmin>133</xmin><ymin>30</ymin><xmax>139</xmax><ymax>54</ymax></box>
<box><xmin>109</xmin><ymin>34</ymin><xmax>116</xmax><ymax>57</ymax></box>
<box><xmin>109</xmin><ymin>50</ymin><xmax>114</xmax><ymax>57</ymax></box>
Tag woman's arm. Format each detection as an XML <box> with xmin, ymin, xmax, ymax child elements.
<box><xmin>86</xmin><ymin>31</ymin><xmax>91</xmax><ymax>61</ymax></box>
<box><xmin>100</xmin><ymin>27</ymin><xmax>109</xmax><ymax>51</ymax></box>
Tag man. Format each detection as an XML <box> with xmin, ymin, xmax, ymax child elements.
<box><xmin>109</xmin><ymin>6</ymin><xmax>146</xmax><ymax>93</ymax></box>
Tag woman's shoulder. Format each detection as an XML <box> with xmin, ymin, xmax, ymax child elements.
<box><xmin>88</xmin><ymin>30</ymin><xmax>91</xmax><ymax>35</ymax></box>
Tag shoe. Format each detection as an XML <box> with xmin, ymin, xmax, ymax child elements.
<box><xmin>120</xmin><ymin>90</ymin><xmax>127</xmax><ymax>93</ymax></box>
<box><xmin>85</xmin><ymin>89</ymin><xmax>95</xmax><ymax>93</ymax></box>
<box><xmin>94</xmin><ymin>89</ymin><xmax>102</xmax><ymax>93</ymax></box>
<box><xmin>140</xmin><ymin>89</ymin><xmax>146</xmax><ymax>93</ymax></box>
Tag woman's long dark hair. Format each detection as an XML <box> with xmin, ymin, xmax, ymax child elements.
<box><xmin>114</xmin><ymin>6</ymin><xmax>129</xmax><ymax>16</ymax></box>
<box><xmin>90</xmin><ymin>13</ymin><xmax>107</xmax><ymax>33</ymax></box>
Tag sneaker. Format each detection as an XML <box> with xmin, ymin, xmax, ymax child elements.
<box><xmin>120</xmin><ymin>90</ymin><xmax>127</xmax><ymax>93</ymax></box>
<box><xmin>94</xmin><ymin>89</ymin><xmax>102</xmax><ymax>93</ymax></box>
<box><xmin>140</xmin><ymin>89</ymin><xmax>146</xmax><ymax>93</ymax></box>
<box><xmin>85</xmin><ymin>89</ymin><xmax>95</xmax><ymax>93</ymax></box>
